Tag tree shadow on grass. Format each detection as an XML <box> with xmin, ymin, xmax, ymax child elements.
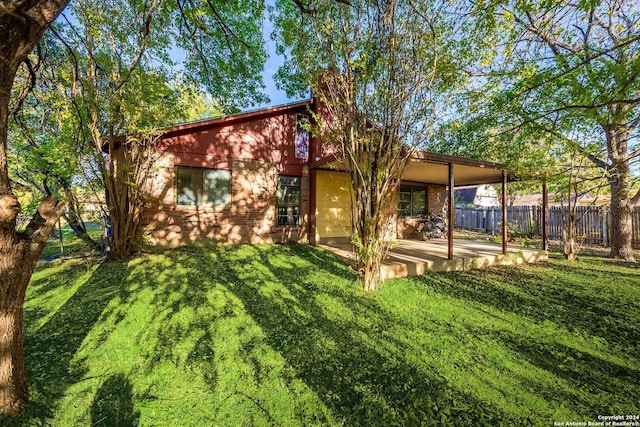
<box><xmin>413</xmin><ymin>260</ymin><xmax>640</xmax><ymax>419</ymax></box>
<box><xmin>419</xmin><ymin>264</ymin><xmax>640</xmax><ymax>351</ymax></box>
<box><xmin>90</xmin><ymin>373</ymin><xmax>140</xmax><ymax>427</ymax></box>
<box><xmin>548</xmin><ymin>258</ymin><xmax>640</xmax><ymax>286</ymax></box>
<box><xmin>214</xmin><ymin>244</ymin><xmax>519</xmax><ymax>426</ymax></box>
<box><xmin>111</xmin><ymin>243</ymin><xmax>517</xmax><ymax>425</ymax></box>
<box><xmin>2</xmin><ymin>260</ymin><xmax>131</xmax><ymax>426</ymax></box>
<box><xmin>498</xmin><ymin>331</ymin><xmax>640</xmax><ymax>416</ymax></box>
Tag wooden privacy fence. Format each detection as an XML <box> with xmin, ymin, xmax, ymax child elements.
<box><xmin>455</xmin><ymin>205</ymin><xmax>640</xmax><ymax>248</ymax></box>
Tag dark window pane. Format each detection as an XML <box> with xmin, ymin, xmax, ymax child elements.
<box><xmin>278</xmin><ymin>176</ymin><xmax>301</xmax><ymax>204</ymax></box>
<box><xmin>279</xmin><ymin>187</ymin><xmax>300</xmax><ymax>204</ymax></box>
<box><xmin>177</xmin><ymin>167</ymin><xmax>230</xmax><ymax>207</ymax></box>
<box><xmin>397</xmin><ymin>185</ymin><xmax>427</xmax><ymax>217</ymax></box>
<box><xmin>398</xmin><ymin>185</ymin><xmax>412</xmax><ymax>217</ymax></box>
<box><xmin>281</xmin><ymin>176</ymin><xmax>300</xmax><ymax>186</ymax></box>
<box><xmin>412</xmin><ymin>186</ymin><xmax>426</xmax><ymax>217</ymax></box>
<box><xmin>177</xmin><ymin>167</ymin><xmax>202</xmax><ymax>206</ymax></box>
<box><xmin>277</xmin><ymin>176</ymin><xmax>301</xmax><ymax>226</ymax></box>
<box><xmin>277</xmin><ymin>206</ymin><xmax>300</xmax><ymax>226</ymax></box>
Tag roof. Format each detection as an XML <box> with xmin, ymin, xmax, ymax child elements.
<box><xmin>103</xmin><ymin>99</ymin><xmax>314</xmax><ymax>152</ymax></box>
<box><xmin>455</xmin><ymin>188</ymin><xmax>479</xmax><ymax>204</ymax></box>
<box><xmin>162</xmin><ymin>99</ymin><xmax>314</xmax><ymax>137</ymax></box>
<box><xmin>404</xmin><ymin>152</ymin><xmax>510</xmax><ymax>186</ymax></box>
<box><xmin>104</xmin><ymin>97</ymin><xmax>513</xmax><ymax>187</ymax></box>
<box><xmin>313</xmin><ymin>151</ymin><xmax>512</xmax><ymax>187</ymax></box>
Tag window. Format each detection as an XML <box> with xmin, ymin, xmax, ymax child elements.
<box><xmin>398</xmin><ymin>185</ymin><xmax>427</xmax><ymax>217</ymax></box>
<box><xmin>176</xmin><ymin>166</ymin><xmax>231</xmax><ymax>207</ymax></box>
<box><xmin>277</xmin><ymin>176</ymin><xmax>301</xmax><ymax>226</ymax></box>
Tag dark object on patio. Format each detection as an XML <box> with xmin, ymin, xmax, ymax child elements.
<box><xmin>418</xmin><ymin>214</ymin><xmax>448</xmax><ymax>240</ymax></box>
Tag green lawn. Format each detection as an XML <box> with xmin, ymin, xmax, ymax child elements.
<box><xmin>39</xmin><ymin>221</ymin><xmax>103</xmax><ymax>259</ymax></box>
<box><xmin>6</xmin><ymin>243</ymin><xmax>639</xmax><ymax>426</ymax></box>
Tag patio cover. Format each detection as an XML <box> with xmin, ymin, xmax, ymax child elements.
<box><xmin>310</xmin><ymin>150</ymin><xmax>515</xmax><ymax>187</ymax></box>
<box><xmin>311</xmin><ymin>150</ymin><xmax>519</xmax><ymax>259</ymax></box>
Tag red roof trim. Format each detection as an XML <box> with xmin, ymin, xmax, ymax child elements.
<box><xmin>163</xmin><ymin>99</ymin><xmax>314</xmax><ymax>137</ymax></box>
<box><xmin>102</xmin><ymin>99</ymin><xmax>314</xmax><ymax>152</ymax></box>
<box><xmin>310</xmin><ymin>154</ymin><xmax>340</xmax><ymax>169</ymax></box>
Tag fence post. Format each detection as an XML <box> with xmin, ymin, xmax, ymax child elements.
<box><xmin>602</xmin><ymin>207</ymin><xmax>608</xmax><ymax>247</ymax></box>
<box><xmin>542</xmin><ymin>181</ymin><xmax>549</xmax><ymax>250</ymax></box>
<box><xmin>502</xmin><ymin>171</ymin><xmax>508</xmax><ymax>254</ymax></box>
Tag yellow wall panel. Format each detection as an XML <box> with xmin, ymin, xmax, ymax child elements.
<box><xmin>315</xmin><ymin>171</ymin><xmax>352</xmax><ymax>239</ymax></box>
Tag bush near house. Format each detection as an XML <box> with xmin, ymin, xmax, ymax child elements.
<box><xmin>6</xmin><ymin>243</ymin><xmax>639</xmax><ymax>426</ymax></box>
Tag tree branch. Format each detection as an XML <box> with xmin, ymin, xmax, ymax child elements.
<box><xmin>0</xmin><ymin>1</ymin><xmax>27</xmax><ymax>23</ymax></box>
<box><xmin>203</xmin><ymin>0</ymin><xmax>251</xmax><ymax>49</ymax></box>
<box><xmin>509</xmin><ymin>31</ymin><xmax>640</xmax><ymax>101</ymax></box>
<box><xmin>21</xmin><ymin>195</ymin><xmax>65</xmax><ymax>244</ymax></box>
<box><xmin>10</xmin><ymin>54</ymin><xmax>39</xmax><ymax>117</ymax></box>
<box><xmin>587</xmin><ymin>153</ymin><xmax>611</xmax><ymax>171</ymax></box>
<box><xmin>113</xmin><ymin>0</ymin><xmax>158</xmax><ymax>93</ymax></box>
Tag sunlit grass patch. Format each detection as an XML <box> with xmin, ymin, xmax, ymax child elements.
<box><xmin>5</xmin><ymin>244</ymin><xmax>639</xmax><ymax>426</ymax></box>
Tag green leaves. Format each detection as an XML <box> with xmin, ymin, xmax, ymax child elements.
<box><xmin>274</xmin><ymin>0</ymin><xmax>471</xmax><ymax>289</ymax></box>
<box><xmin>173</xmin><ymin>0</ymin><xmax>268</xmax><ymax>110</ymax></box>
<box><xmin>434</xmin><ymin>0</ymin><xmax>640</xmax><ymax>183</ymax></box>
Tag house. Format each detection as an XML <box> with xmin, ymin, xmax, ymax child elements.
<box><xmin>455</xmin><ymin>185</ymin><xmax>500</xmax><ymax>207</ymax></box>
<box><xmin>510</xmin><ymin>192</ymin><xmax>611</xmax><ymax>207</ymax></box>
<box><xmin>141</xmin><ymin>98</ymin><xmax>510</xmax><ymax>247</ymax></box>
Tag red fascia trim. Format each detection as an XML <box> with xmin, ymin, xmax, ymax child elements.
<box><xmin>163</xmin><ymin>99</ymin><xmax>314</xmax><ymax>138</ymax></box>
<box><xmin>102</xmin><ymin>99</ymin><xmax>314</xmax><ymax>153</ymax></box>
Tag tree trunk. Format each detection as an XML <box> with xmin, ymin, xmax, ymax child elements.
<box><xmin>0</xmin><ymin>0</ymin><xmax>72</xmax><ymax>416</ymax></box>
<box><xmin>353</xmin><ymin>179</ymin><xmax>388</xmax><ymax>292</ymax></box>
<box><xmin>1</xmin><ymin>53</ymin><xmax>59</xmax><ymax>418</ymax></box>
<box><xmin>63</xmin><ymin>213</ymin><xmax>97</xmax><ymax>248</ymax></box>
<box><xmin>361</xmin><ymin>253</ymin><xmax>383</xmax><ymax>292</ymax></box>
<box><xmin>564</xmin><ymin>220</ymin><xmax>577</xmax><ymax>261</ymax></box>
<box><xmin>0</xmin><ymin>197</ymin><xmax>65</xmax><ymax>415</ymax></box>
<box><xmin>62</xmin><ymin>193</ymin><xmax>99</xmax><ymax>251</ymax></box>
<box><xmin>609</xmin><ymin>163</ymin><xmax>635</xmax><ymax>261</ymax></box>
<box><xmin>0</xmin><ymin>306</ymin><xmax>28</xmax><ymax>417</ymax></box>
<box><xmin>0</xmin><ymin>239</ymin><xmax>33</xmax><ymax>417</ymax></box>
<box><xmin>60</xmin><ymin>186</ymin><xmax>99</xmax><ymax>250</ymax></box>
<box><xmin>563</xmin><ymin>167</ymin><xmax>579</xmax><ymax>261</ymax></box>
<box><xmin>606</xmin><ymin>124</ymin><xmax>636</xmax><ymax>262</ymax></box>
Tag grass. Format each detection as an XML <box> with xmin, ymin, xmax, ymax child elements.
<box><xmin>39</xmin><ymin>221</ymin><xmax>103</xmax><ymax>259</ymax></box>
<box><xmin>4</xmin><ymin>242</ymin><xmax>639</xmax><ymax>426</ymax></box>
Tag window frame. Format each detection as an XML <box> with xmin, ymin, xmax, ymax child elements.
<box><xmin>175</xmin><ymin>166</ymin><xmax>231</xmax><ymax>208</ymax></box>
<box><xmin>398</xmin><ymin>184</ymin><xmax>428</xmax><ymax>218</ymax></box>
<box><xmin>277</xmin><ymin>175</ymin><xmax>302</xmax><ymax>226</ymax></box>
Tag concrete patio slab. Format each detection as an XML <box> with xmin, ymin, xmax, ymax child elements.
<box><xmin>318</xmin><ymin>238</ymin><xmax>548</xmax><ymax>280</ymax></box>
